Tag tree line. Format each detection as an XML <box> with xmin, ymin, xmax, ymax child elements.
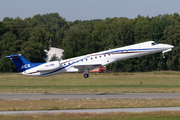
<box><xmin>0</xmin><ymin>13</ymin><xmax>180</xmax><ymax>72</ymax></box>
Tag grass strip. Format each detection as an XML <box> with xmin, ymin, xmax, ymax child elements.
<box><xmin>0</xmin><ymin>99</ymin><xmax>180</xmax><ymax>111</ymax></box>
<box><xmin>1</xmin><ymin>71</ymin><xmax>180</xmax><ymax>93</ymax></box>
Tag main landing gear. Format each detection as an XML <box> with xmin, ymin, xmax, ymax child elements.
<box><xmin>83</xmin><ymin>68</ymin><xmax>89</xmax><ymax>78</ymax></box>
<box><xmin>83</xmin><ymin>74</ymin><xmax>89</xmax><ymax>78</ymax></box>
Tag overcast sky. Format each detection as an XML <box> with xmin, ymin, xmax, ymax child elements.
<box><xmin>0</xmin><ymin>0</ymin><xmax>180</xmax><ymax>22</ymax></box>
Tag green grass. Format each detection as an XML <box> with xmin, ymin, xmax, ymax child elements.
<box><xmin>0</xmin><ymin>72</ymin><xmax>180</xmax><ymax>119</ymax></box>
<box><xmin>1</xmin><ymin>99</ymin><xmax>180</xmax><ymax>111</ymax></box>
<box><xmin>0</xmin><ymin>71</ymin><xmax>180</xmax><ymax>93</ymax></box>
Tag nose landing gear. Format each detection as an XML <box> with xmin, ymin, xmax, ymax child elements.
<box><xmin>163</xmin><ymin>53</ymin><xmax>165</xmax><ymax>58</ymax></box>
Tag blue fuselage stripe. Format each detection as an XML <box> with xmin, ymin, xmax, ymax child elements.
<box><xmin>40</xmin><ymin>48</ymin><xmax>159</xmax><ymax>76</ymax></box>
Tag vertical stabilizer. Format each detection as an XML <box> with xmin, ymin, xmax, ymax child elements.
<box><xmin>6</xmin><ymin>54</ymin><xmax>32</xmax><ymax>72</ymax></box>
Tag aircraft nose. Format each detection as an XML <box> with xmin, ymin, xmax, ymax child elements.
<box><xmin>169</xmin><ymin>45</ymin><xmax>174</xmax><ymax>49</ymax></box>
<box><xmin>159</xmin><ymin>43</ymin><xmax>174</xmax><ymax>50</ymax></box>
<box><xmin>163</xmin><ymin>44</ymin><xmax>174</xmax><ymax>49</ymax></box>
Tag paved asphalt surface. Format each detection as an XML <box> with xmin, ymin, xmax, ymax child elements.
<box><xmin>1</xmin><ymin>93</ymin><xmax>180</xmax><ymax>114</ymax></box>
<box><xmin>0</xmin><ymin>93</ymin><xmax>180</xmax><ymax>100</ymax></box>
<box><xmin>0</xmin><ymin>107</ymin><xmax>180</xmax><ymax>114</ymax></box>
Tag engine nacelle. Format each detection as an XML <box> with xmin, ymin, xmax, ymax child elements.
<box><xmin>24</xmin><ymin>61</ymin><xmax>61</xmax><ymax>74</ymax></box>
<box><xmin>36</xmin><ymin>61</ymin><xmax>61</xmax><ymax>71</ymax></box>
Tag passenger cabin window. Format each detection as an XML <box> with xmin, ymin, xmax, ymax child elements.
<box><xmin>95</xmin><ymin>57</ymin><xmax>97</xmax><ymax>59</ymax></box>
<box><xmin>99</xmin><ymin>56</ymin><xmax>101</xmax><ymax>58</ymax></box>
<box><xmin>104</xmin><ymin>55</ymin><xmax>106</xmax><ymax>57</ymax></box>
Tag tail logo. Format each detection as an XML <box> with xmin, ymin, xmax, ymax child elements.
<box><xmin>21</xmin><ymin>64</ymin><xmax>31</xmax><ymax>69</ymax></box>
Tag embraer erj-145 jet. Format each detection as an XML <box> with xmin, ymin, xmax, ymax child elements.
<box><xmin>6</xmin><ymin>41</ymin><xmax>174</xmax><ymax>78</ymax></box>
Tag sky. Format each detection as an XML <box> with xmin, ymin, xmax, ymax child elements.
<box><xmin>0</xmin><ymin>0</ymin><xmax>180</xmax><ymax>22</ymax></box>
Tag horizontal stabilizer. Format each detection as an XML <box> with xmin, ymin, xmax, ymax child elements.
<box><xmin>6</xmin><ymin>54</ymin><xmax>21</xmax><ymax>59</ymax></box>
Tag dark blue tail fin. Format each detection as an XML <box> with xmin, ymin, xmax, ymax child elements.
<box><xmin>6</xmin><ymin>54</ymin><xmax>32</xmax><ymax>72</ymax></box>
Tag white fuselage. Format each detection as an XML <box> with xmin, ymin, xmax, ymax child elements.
<box><xmin>22</xmin><ymin>41</ymin><xmax>174</xmax><ymax>76</ymax></box>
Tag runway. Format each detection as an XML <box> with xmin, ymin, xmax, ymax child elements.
<box><xmin>1</xmin><ymin>93</ymin><xmax>180</xmax><ymax>100</ymax></box>
<box><xmin>1</xmin><ymin>93</ymin><xmax>180</xmax><ymax>114</ymax></box>
<box><xmin>0</xmin><ymin>107</ymin><xmax>180</xmax><ymax>114</ymax></box>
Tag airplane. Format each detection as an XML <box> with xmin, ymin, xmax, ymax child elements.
<box><xmin>6</xmin><ymin>41</ymin><xmax>174</xmax><ymax>78</ymax></box>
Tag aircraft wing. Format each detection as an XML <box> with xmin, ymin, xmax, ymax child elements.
<box><xmin>73</xmin><ymin>64</ymin><xmax>102</xmax><ymax>71</ymax></box>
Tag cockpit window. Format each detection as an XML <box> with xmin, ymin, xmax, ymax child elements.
<box><xmin>152</xmin><ymin>43</ymin><xmax>156</xmax><ymax>46</ymax></box>
<box><xmin>155</xmin><ymin>42</ymin><xmax>159</xmax><ymax>44</ymax></box>
<box><xmin>151</xmin><ymin>42</ymin><xmax>159</xmax><ymax>46</ymax></box>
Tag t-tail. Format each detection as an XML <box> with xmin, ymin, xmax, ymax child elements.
<box><xmin>6</xmin><ymin>54</ymin><xmax>61</xmax><ymax>76</ymax></box>
<box><xmin>6</xmin><ymin>54</ymin><xmax>33</xmax><ymax>73</ymax></box>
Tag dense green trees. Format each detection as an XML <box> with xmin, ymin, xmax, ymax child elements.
<box><xmin>1</xmin><ymin>13</ymin><xmax>180</xmax><ymax>72</ymax></box>
<box><xmin>33</xmin><ymin>13</ymin><xmax>67</xmax><ymax>48</ymax></box>
<box><xmin>0</xmin><ymin>15</ymin><xmax>54</xmax><ymax>72</ymax></box>
<box><xmin>162</xmin><ymin>25</ymin><xmax>180</xmax><ymax>70</ymax></box>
